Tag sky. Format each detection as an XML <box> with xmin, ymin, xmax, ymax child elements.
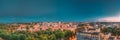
<box><xmin>0</xmin><ymin>0</ymin><xmax>120</xmax><ymax>23</ymax></box>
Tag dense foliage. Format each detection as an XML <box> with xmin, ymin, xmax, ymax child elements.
<box><xmin>0</xmin><ymin>24</ymin><xmax>74</xmax><ymax>40</ymax></box>
<box><xmin>101</xmin><ymin>27</ymin><xmax>120</xmax><ymax>36</ymax></box>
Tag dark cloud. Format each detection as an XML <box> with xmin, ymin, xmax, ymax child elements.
<box><xmin>0</xmin><ymin>0</ymin><xmax>120</xmax><ymax>23</ymax></box>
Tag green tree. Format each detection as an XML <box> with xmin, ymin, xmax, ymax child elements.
<box><xmin>39</xmin><ymin>34</ymin><xmax>49</xmax><ymax>40</ymax></box>
<box><xmin>49</xmin><ymin>34</ymin><xmax>57</xmax><ymax>40</ymax></box>
<box><xmin>25</xmin><ymin>37</ymin><xmax>35</xmax><ymax>40</ymax></box>
<box><xmin>64</xmin><ymin>30</ymin><xmax>73</xmax><ymax>37</ymax></box>
<box><xmin>54</xmin><ymin>30</ymin><xmax>65</xmax><ymax>40</ymax></box>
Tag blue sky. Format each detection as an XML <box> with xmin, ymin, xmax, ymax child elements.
<box><xmin>0</xmin><ymin>0</ymin><xmax>120</xmax><ymax>23</ymax></box>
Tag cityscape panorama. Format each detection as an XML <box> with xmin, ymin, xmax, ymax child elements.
<box><xmin>0</xmin><ymin>0</ymin><xmax>120</xmax><ymax>40</ymax></box>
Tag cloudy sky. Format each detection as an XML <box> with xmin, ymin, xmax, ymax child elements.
<box><xmin>97</xmin><ymin>13</ymin><xmax>120</xmax><ymax>22</ymax></box>
<box><xmin>0</xmin><ymin>0</ymin><xmax>120</xmax><ymax>23</ymax></box>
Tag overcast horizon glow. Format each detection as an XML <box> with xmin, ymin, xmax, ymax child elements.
<box><xmin>97</xmin><ymin>12</ymin><xmax>120</xmax><ymax>22</ymax></box>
